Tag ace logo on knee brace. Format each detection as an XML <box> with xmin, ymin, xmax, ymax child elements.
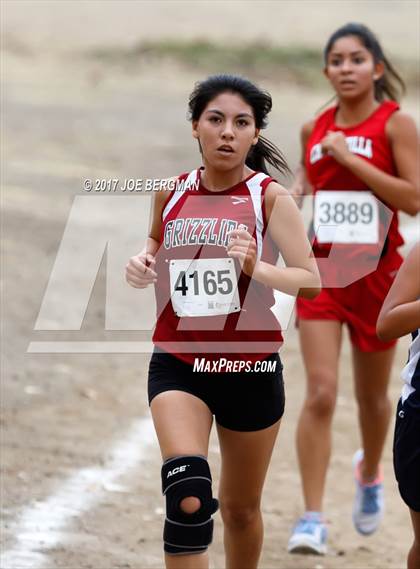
<box><xmin>167</xmin><ymin>464</ymin><xmax>190</xmax><ymax>478</ymax></box>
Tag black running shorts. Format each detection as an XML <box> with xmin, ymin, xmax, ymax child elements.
<box><xmin>393</xmin><ymin>398</ymin><xmax>420</xmax><ymax>512</ymax></box>
<box><xmin>148</xmin><ymin>349</ymin><xmax>285</xmax><ymax>432</ymax></box>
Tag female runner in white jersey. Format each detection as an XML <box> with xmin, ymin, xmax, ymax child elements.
<box><xmin>288</xmin><ymin>23</ymin><xmax>419</xmax><ymax>554</ymax></box>
<box><xmin>377</xmin><ymin>243</ymin><xmax>420</xmax><ymax>569</ymax></box>
<box><xmin>125</xmin><ymin>75</ymin><xmax>320</xmax><ymax>569</ymax></box>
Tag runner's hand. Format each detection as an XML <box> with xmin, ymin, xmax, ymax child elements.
<box><xmin>125</xmin><ymin>252</ymin><xmax>157</xmax><ymax>288</ymax></box>
<box><xmin>226</xmin><ymin>229</ymin><xmax>258</xmax><ymax>277</ymax></box>
<box><xmin>321</xmin><ymin>130</ymin><xmax>352</xmax><ymax>165</ymax></box>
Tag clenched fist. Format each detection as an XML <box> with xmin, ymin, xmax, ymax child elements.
<box><xmin>125</xmin><ymin>252</ymin><xmax>157</xmax><ymax>289</ymax></box>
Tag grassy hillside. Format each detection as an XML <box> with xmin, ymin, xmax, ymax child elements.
<box><xmin>88</xmin><ymin>39</ymin><xmax>419</xmax><ymax>91</ymax></box>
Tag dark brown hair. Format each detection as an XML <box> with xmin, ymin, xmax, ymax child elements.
<box><xmin>188</xmin><ymin>74</ymin><xmax>290</xmax><ymax>176</ymax></box>
<box><xmin>324</xmin><ymin>23</ymin><xmax>406</xmax><ymax>102</ymax></box>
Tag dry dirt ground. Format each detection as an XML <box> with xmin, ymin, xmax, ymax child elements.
<box><xmin>2</xmin><ymin>2</ymin><xmax>420</xmax><ymax>568</ymax></box>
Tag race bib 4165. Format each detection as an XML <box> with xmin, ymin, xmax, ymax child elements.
<box><xmin>169</xmin><ymin>257</ymin><xmax>241</xmax><ymax>317</ymax></box>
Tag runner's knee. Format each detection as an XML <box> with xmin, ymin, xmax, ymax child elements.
<box><xmin>220</xmin><ymin>499</ymin><xmax>260</xmax><ymax>530</ymax></box>
<box><xmin>180</xmin><ymin>496</ymin><xmax>201</xmax><ymax>514</ymax></box>
<box><xmin>356</xmin><ymin>391</ymin><xmax>391</xmax><ymax>413</ymax></box>
<box><xmin>161</xmin><ymin>455</ymin><xmax>219</xmax><ymax>555</ymax></box>
<box><xmin>306</xmin><ymin>376</ymin><xmax>337</xmax><ymax>417</ymax></box>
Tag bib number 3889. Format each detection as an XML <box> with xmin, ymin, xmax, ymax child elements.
<box><xmin>314</xmin><ymin>191</ymin><xmax>379</xmax><ymax>244</ymax></box>
<box><xmin>169</xmin><ymin>258</ymin><xmax>240</xmax><ymax>317</ymax></box>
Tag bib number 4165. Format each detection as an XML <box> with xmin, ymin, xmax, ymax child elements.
<box><xmin>169</xmin><ymin>258</ymin><xmax>240</xmax><ymax>317</ymax></box>
<box><xmin>174</xmin><ymin>269</ymin><xmax>233</xmax><ymax>296</ymax></box>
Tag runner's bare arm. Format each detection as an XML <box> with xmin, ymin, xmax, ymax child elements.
<box><xmin>125</xmin><ymin>179</ymin><xmax>175</xmax><ymax>288</ymax></box>
<box><xmin>323</xmin><ymin>112</ymin><xmax>419</xmax><ymax>215</ymax></box>
<box><xmin>377</xmin><ymin>243</ymin><xmax>420</xmax><ymax>341</ymax></box>
<box><xmin>147</xmin><ymin>180</ymin><xmax>175</xmax><ymax>245</ymax></box>
<box><xmin>254</xmin><ymin>182</ymin><xmax>321</xmax><ymax>298</ymax></box>
<box><xmin>289</xmin><ymin>120</ymin><xmax>315</xmax><ymax>207</ymax></box>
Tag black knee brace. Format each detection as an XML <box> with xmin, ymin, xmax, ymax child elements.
<box><xmin>161</xmin><ymin>455</ymin><xmax>219</xmax><ymax>555</ymax></box>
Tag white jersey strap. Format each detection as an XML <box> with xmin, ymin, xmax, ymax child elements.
<box><xmin>246</xmin><ymin>173</ymin><xmax>270</xmax><ymax>260</ymax></box>
<box><xmin>401</xmin><ymin>329</ymin><xmax>420</xmax><ymax>403</ymax></box>
<box><xmin>162</xmin><ymin>169</ymin><xmax>199</xmax><ymax>221</ymax></box>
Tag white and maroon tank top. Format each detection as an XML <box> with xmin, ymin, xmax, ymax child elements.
<box><xmin>152</xmin><ymin>168</ymin><xmax>284</xmax><ymax>365</ymax></box>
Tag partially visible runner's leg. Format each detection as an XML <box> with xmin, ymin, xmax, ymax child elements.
<box><xmin>352</xmin><ymin>345</ymin><xmax>394</xmax><ymax>535</ymax></box>
<box><xmin>290</xmin><ymin>319</ymin><xmax>342</xmax><ymax>555</ymax></box>
<box><xmin>151</xmin><ymin>390</ymin><xmax>214</xmax><ymax>569</ymax></box>
<box><xmin>408</xmin><ymin>509</ymin><xmax>420</xmax><ymax>569</ymax></box>
<box><xmin>216</xmin><ymin>420</ymin><xmax>281</xmax><ymax>569</ymax></box>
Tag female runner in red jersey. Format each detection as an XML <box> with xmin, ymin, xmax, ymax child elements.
<box><xmin>125</xmin><ymin>75</ymin><xmax>320</xmax><ymax>569</ymax></box>
<box><xmin>288</xmin><ymin>23</ymin><xmax>419</xmax><ymax>555</ymax></box>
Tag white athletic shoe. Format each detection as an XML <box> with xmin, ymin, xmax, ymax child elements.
<box><xmin>352</xmin><ymin>449</ymin><xmax>384</xmax><ymax>535</ymax></box>
<box><xmin>288</xmin><ymin>514</ymin><xmax>327</xmax><ymax>555</ymax></box>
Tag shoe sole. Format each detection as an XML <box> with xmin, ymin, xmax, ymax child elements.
<box><xmin>352</xmin><ymin>503</ymin><xmax>383</xmax><ymax>536</ymax></box>
<box><xmin>288</xmin><ymin>536</ymin><xmax>327</xmax><ymax>555</ymax></box>
<box><xmin>351</xmin><ymin>518</ymin><xmax>378</xmax><ymax>536</ymax></box>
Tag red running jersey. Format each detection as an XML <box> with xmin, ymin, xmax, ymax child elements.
<box><xmin>305</xmin><ymin>101</ymin><xmax>404</xmax><ymax>284</ymax></box>
<box><xmin>152</xmin><ymin>168</ymin><xmax>283</xmax><ymax>365</ymax></box>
